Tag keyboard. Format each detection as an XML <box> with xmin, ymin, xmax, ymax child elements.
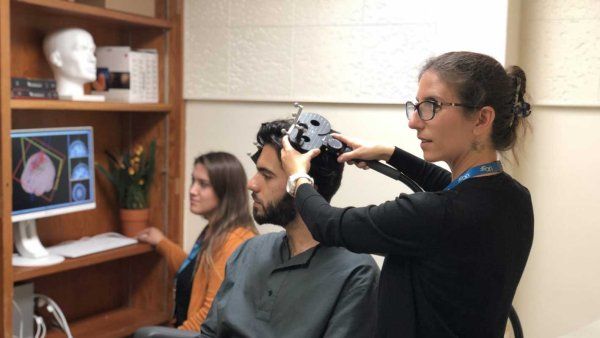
<box><xmin>47</xmin><ymin>233</ymin><xmax>138</xmax><ymax>258</ymax></box>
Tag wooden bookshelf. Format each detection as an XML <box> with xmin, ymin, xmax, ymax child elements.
<box><xmin>0</xmin><ymin>0</ymin><xmax>185</xmax><ymax>337</ymax></box>
<box><xmin>11</xmin><ymin>99</ymin><xmax>172</xmax><ymax>113</ymax></box>
<box><xmin>45</xmin><ymin>307</ymin><xmax>171</xmax><ymax>338</ymax></box>
<box><xmin>13</xmin><ymin>243</ymin><xmax>154</xmax><ymax>282</ymax></box>
<box><xmin>14</xmin><ymin>0</ymin><xmax>172</xmax><ymax>29</ymax></box>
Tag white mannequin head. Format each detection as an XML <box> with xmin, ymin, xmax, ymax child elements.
<box><xmin>43</xmin><ymin>28</ymin><xmax>97</xmax><ymax>97</ymax></box>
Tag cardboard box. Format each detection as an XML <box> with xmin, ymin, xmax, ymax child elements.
<box><xmin>93</xmin><ymin>46</ymin><xmax>158</xmax><ymax>103</ymax></box>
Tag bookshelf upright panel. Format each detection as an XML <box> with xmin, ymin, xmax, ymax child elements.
<box><xmin>0</xmin><ymin>1</ymin><xmax>185</xmax><ymax>337</ymax></box>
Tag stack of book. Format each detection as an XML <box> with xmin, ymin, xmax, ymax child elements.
<box><xmin>11</xmin><ymin>77</ymin><xmax>58</xmax><ymax>100</ymax></box>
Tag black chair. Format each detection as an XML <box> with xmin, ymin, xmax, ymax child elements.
<box><xmin>134</xmin><ymin>326</ymin><xmax>198</xmax><ymax>338</ymax></box>
<box><xmin>508</xmin><ymin>305</ymin><xmax>524</xmax><ymax>338</ymax></box>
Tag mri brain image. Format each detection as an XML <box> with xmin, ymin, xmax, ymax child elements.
<box><xmin>69</xmin><ymin>139</ymin><xmax>88</xmax><ymax>158</ymax></box>
<box><xmin>21</xmin><ymin>151</ymin><xmax>56</xmax><ymax>196</ymax></box>
<box><xmin>71</xmin><ymin>162</ymin><xmax>90</xmax><ymax>180</ymax></box>
<box><xmin>72</xmin><ymin>183</ymin><xmax>87</xmax><ymax>201</ymax></box>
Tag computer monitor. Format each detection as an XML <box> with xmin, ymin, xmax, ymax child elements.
<box><xmin>11</xmin><ymin>127</ymin><xmax>95</xmax><ymax>266</ymax></box>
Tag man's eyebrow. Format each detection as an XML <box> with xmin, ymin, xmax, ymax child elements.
<box><xmin>257</xmin><ymin>166</ymin><xmax>275</xmax><ymax>176</ymax></box>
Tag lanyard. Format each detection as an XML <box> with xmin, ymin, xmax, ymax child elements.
<box><xmin>176</xmin><ymin>241</ymin><xmax>202</xmax><ymax>276</ymax></box>
<box><xmin>444</xmin><ymin>161</ymin><xmax>503</xmax><ymax>191</ymax></box>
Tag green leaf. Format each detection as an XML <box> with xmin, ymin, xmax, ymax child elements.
<box><xmin>96</xmin><ymin>139</ymin><xmax>156</xmax><ymax>209</ymax></box>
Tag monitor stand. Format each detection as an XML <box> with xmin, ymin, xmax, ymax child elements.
<box><xmin>13</xmin><ymin>220</ymin><xmax>64</xmax><ymax>267</ymax></box>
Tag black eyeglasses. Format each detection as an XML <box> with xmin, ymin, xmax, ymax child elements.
<box><xmin>405</xmin><ymin>99</ymin><xmax>479</xmax><ymax>121</ymax></box>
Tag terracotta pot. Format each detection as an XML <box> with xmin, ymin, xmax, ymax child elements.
<box><xmin>119</xmin><ymin>208</ymin><xmax>150</xmax><ymax>237</ymax></box>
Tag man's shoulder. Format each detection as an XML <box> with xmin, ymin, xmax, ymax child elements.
<box><xmin>319</xmin><ymin>246</ymin><xmax>379</xmax><ymax>270</ymax></box>
<box><xmin>244</xmin><ymin>231</ymin><xmax>285</xmax><ymax>246</ymax></box>
<box><xmin>232</xmin><ymin>231</ymin><xmax>284</xmax><ymax>256</ymax></box>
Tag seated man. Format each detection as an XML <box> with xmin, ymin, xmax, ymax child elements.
<box><xmin>134</xmin><ymin>119</ymin><xmax>379</xmax><ymax>338</ymax></box>
<box><xmin>200</xmin><ymin>119</ymin><xmax>380</xmax><ymax>338</ymax></box>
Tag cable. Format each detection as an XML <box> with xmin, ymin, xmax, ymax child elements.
<box><xmin>34</xmin><ymin>294</ymin><xmax>73</xmax><ymax>338</ymax></box>
<box><xmin>33</xmin><ymin>316</ymin><xmax>39</xmax><ymax>338</ymax></box>
<box><xmin>34</xmin><ymin>315</ymin><xmax>45</xmax><ymax>338</ymax></box>
<box><xmin>12</xmin><ymin>299</ymin><xmax>24</xmax><ymax>338</ymax></box>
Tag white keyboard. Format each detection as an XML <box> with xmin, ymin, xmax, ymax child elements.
<box><xmin>47</xmin><ymin>233</ymin><xmax>138</xmax><ymax>258</ymax></box>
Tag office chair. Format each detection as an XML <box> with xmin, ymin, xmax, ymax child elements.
<box><xmin>134</xmin><ymin>326</ymin><xmax>198</xmax><ymax>338</ymax></box>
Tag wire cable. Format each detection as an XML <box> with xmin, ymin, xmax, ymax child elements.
<box><xmin>34</xmin><ymin>315</ymin><xmax>45</xmax><ymax>338</ymax></box>
<box><xmin>34</xmin><ymin>294</ymin><xmax>73</xmax><ymax>338</ymax></box>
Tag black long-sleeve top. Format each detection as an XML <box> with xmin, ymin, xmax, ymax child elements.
<box><xmin>295</xmin><ymin>147</ymin><xmax>534</xmax><ymax>338</ymax></box>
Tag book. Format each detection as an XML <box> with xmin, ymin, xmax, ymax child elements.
<box><xmin>12</xmin><ymin>88</ymin><xmax>59</xmax><ymax>100</ymax></box>
<box><xmin>12</xmin><ymin>77</ymin><xmax>57</xmax><ymax>90</ymax></box>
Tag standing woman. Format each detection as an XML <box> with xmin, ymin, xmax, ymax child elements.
<box><xmin>137</xmin><ymin>152</ymin><xmax>257</xmax><ymax>332</ymax></box>
<box><xmin>281</xmin><ymin>51</ymin><xmax>534</xmax><ymax>338</ymax></box>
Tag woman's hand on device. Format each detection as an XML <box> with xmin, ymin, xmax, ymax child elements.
<box><xmin>281</xmin><ymin>135</ymin><xmax>321</xmax><ymax>176</ymax></box>
<box><xmin>333</xmin><ymin>133</ymin><xmax>394</xmax><ymax>168</ymax></box>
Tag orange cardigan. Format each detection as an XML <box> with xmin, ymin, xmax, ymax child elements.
<box><xmin>156</xmin><ymin>226</ymin><xmax>256</xmax><ymax>331</ymax></box>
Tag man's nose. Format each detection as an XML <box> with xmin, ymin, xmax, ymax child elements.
<box><xmin>247</xmin><ymin>175</ymin><xmax>257</xmax><ymax>192</ymax></box>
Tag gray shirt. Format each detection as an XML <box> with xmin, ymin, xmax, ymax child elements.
<box><xmin>200</xmin><ymin>231</ymin><xmax>380</xmax><ymax>338</ymax></box>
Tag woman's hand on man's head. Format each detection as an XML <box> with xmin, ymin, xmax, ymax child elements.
<box><xmin>281</xmin><ymin>135</ymin><xmax>321</xmax><ymax>176</ymax></box>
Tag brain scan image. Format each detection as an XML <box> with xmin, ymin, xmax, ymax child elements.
<box><xmin>72</xmin><ymin>183</ymin><xmax>87</xmax><ymax>201</ymax></box>
<box><xmin>21</xmin><ymin>151</ymin><xmax>57</xmax><ymax>197</ymax></box>
<box><xmin>69</xmin><ymin>140</ymin><xmax>88</xmax><ymax>158</ymax></box>
<box><xmin>71</xmin><ymin>162</ymin><xmax>90</xmax><ymax>180</ymax></box>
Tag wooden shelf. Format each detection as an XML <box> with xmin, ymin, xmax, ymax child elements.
<box><xmin>2</xmin><ymin>0</ymin><xmax>184</xmax><ymax>336</ymax></box>
<box><xmin>11</xmin><ymin>100</ymin><xmax>172</xmax><ymax>113</ymax></box>
<box><xmin>45</xmin><ymin>307</ymin><xmax>170</xmax><ymax>338</ymax></box>
<box><xmin>15</xmin><ymin>0</ymin><xmax>172</xmax><ymax>29</ymax></box>
<box><xmin>13</xmin><ymin>243</ymin><xmax>154</xmax><ymax>282</ymax></box>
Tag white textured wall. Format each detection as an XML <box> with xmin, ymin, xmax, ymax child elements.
<box><xmin>182</xmin><ymin>0</ymin><xmax>600</xmax><ymax>337</ymax></box>
<box><xmin>519</xmin><ymin>0</ymin><xmax>600</xmax><ymax>105</ymax></box>
<box><xmin>509</xmin><ymin>1</ymin><xmax>600</xmax><ymax>337</ymax></box>
<box><xmin>184</xmin><ymin>0</ymin><xmax>509</xmax><ymax>103</ymax></box>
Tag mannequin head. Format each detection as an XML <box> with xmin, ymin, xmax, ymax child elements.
<box><xmin>43</xmin><ymin>28</ymin><xmax>97</xmax><ymax>97</ymax></box>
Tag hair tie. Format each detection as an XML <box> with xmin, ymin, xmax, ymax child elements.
<box><xmin>512</xmin><ymin>77</ymin><xmax>531</xmax><ymax>118</ymax></box>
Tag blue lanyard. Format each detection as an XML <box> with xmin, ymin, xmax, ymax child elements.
<box><xmin>444</xmin><ymin>161</ymin><xmax>503</xmax><ymax>191</ymax></box>
<box><xmin>177</xmin><ymin>241</ymin><xmax>202</xmax><ymax>276</ymax></box>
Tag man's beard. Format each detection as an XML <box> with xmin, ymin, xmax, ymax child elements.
<box><xmin>252</xmin><ymin>193</ymin><xmax>296</xmax><ymax>227</ymax></box>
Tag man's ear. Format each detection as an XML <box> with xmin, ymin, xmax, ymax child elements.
<box><xmin>473</xmin><ymin>106</ymin><xmax>495</xmax><ymax>137</ymax></box>
<box><xmin>48</xmin><ymin>51</ymin><xmax>63</xmax><ymax>68</ymax></box>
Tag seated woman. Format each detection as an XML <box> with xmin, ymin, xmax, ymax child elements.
<box><xmin>137</xmin><ymin>152</ymin><xmax>257</xmax><ymax>331</ymax></box>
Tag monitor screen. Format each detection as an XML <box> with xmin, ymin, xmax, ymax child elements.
<box><xmin>11</xmin><ymin>127</ymin><xmax>96</xmax><ymax>223</ymax></box>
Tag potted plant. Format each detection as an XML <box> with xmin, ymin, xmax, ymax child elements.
<box><xmin>96</xmin><ymin>139</ymin><xmax>156</xmax><ymax>237</ymax></box>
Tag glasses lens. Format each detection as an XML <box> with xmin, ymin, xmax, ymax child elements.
<box><xmin>405</xmin><ymin>101</ymin><xmax>416</xmax><ymax>119</ymax></box>
<box><xmin>419</xmin><ymin>101</ymin><xmax>435</xmax><ymax>120</ymax></box>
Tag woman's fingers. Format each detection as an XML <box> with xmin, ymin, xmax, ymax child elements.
<box><xmin>281</xmin><ymin>135</ymin><xmax>321</xmax><ymax>175</ymax></box>
<box><xmin>355</xmin><ymin>161</ymin><xmax>370</xmax><ymax>170</ymax></box>
<box><xmin>337</xmin><ymin>149</ymin><xmax>360</xmax><ymax>163</ymax></box>
<box><xmin>331</xmin><ymin>133</ymin><xmax>357</xmax><ymax>147</ymax></box>
<box><xmin>332</xmin><ymin>133</ymin><xmax>370</xmax><ymax>163</ymax></box>
<box><xmin>306</xmin><ymin>148</ymin><xmax>321</xmax><ymax>160</ymax></box>
<box><xmin>282</xmin><ymin>134</ymin><xmax>294</xmax><ymax>151</ymax></box>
